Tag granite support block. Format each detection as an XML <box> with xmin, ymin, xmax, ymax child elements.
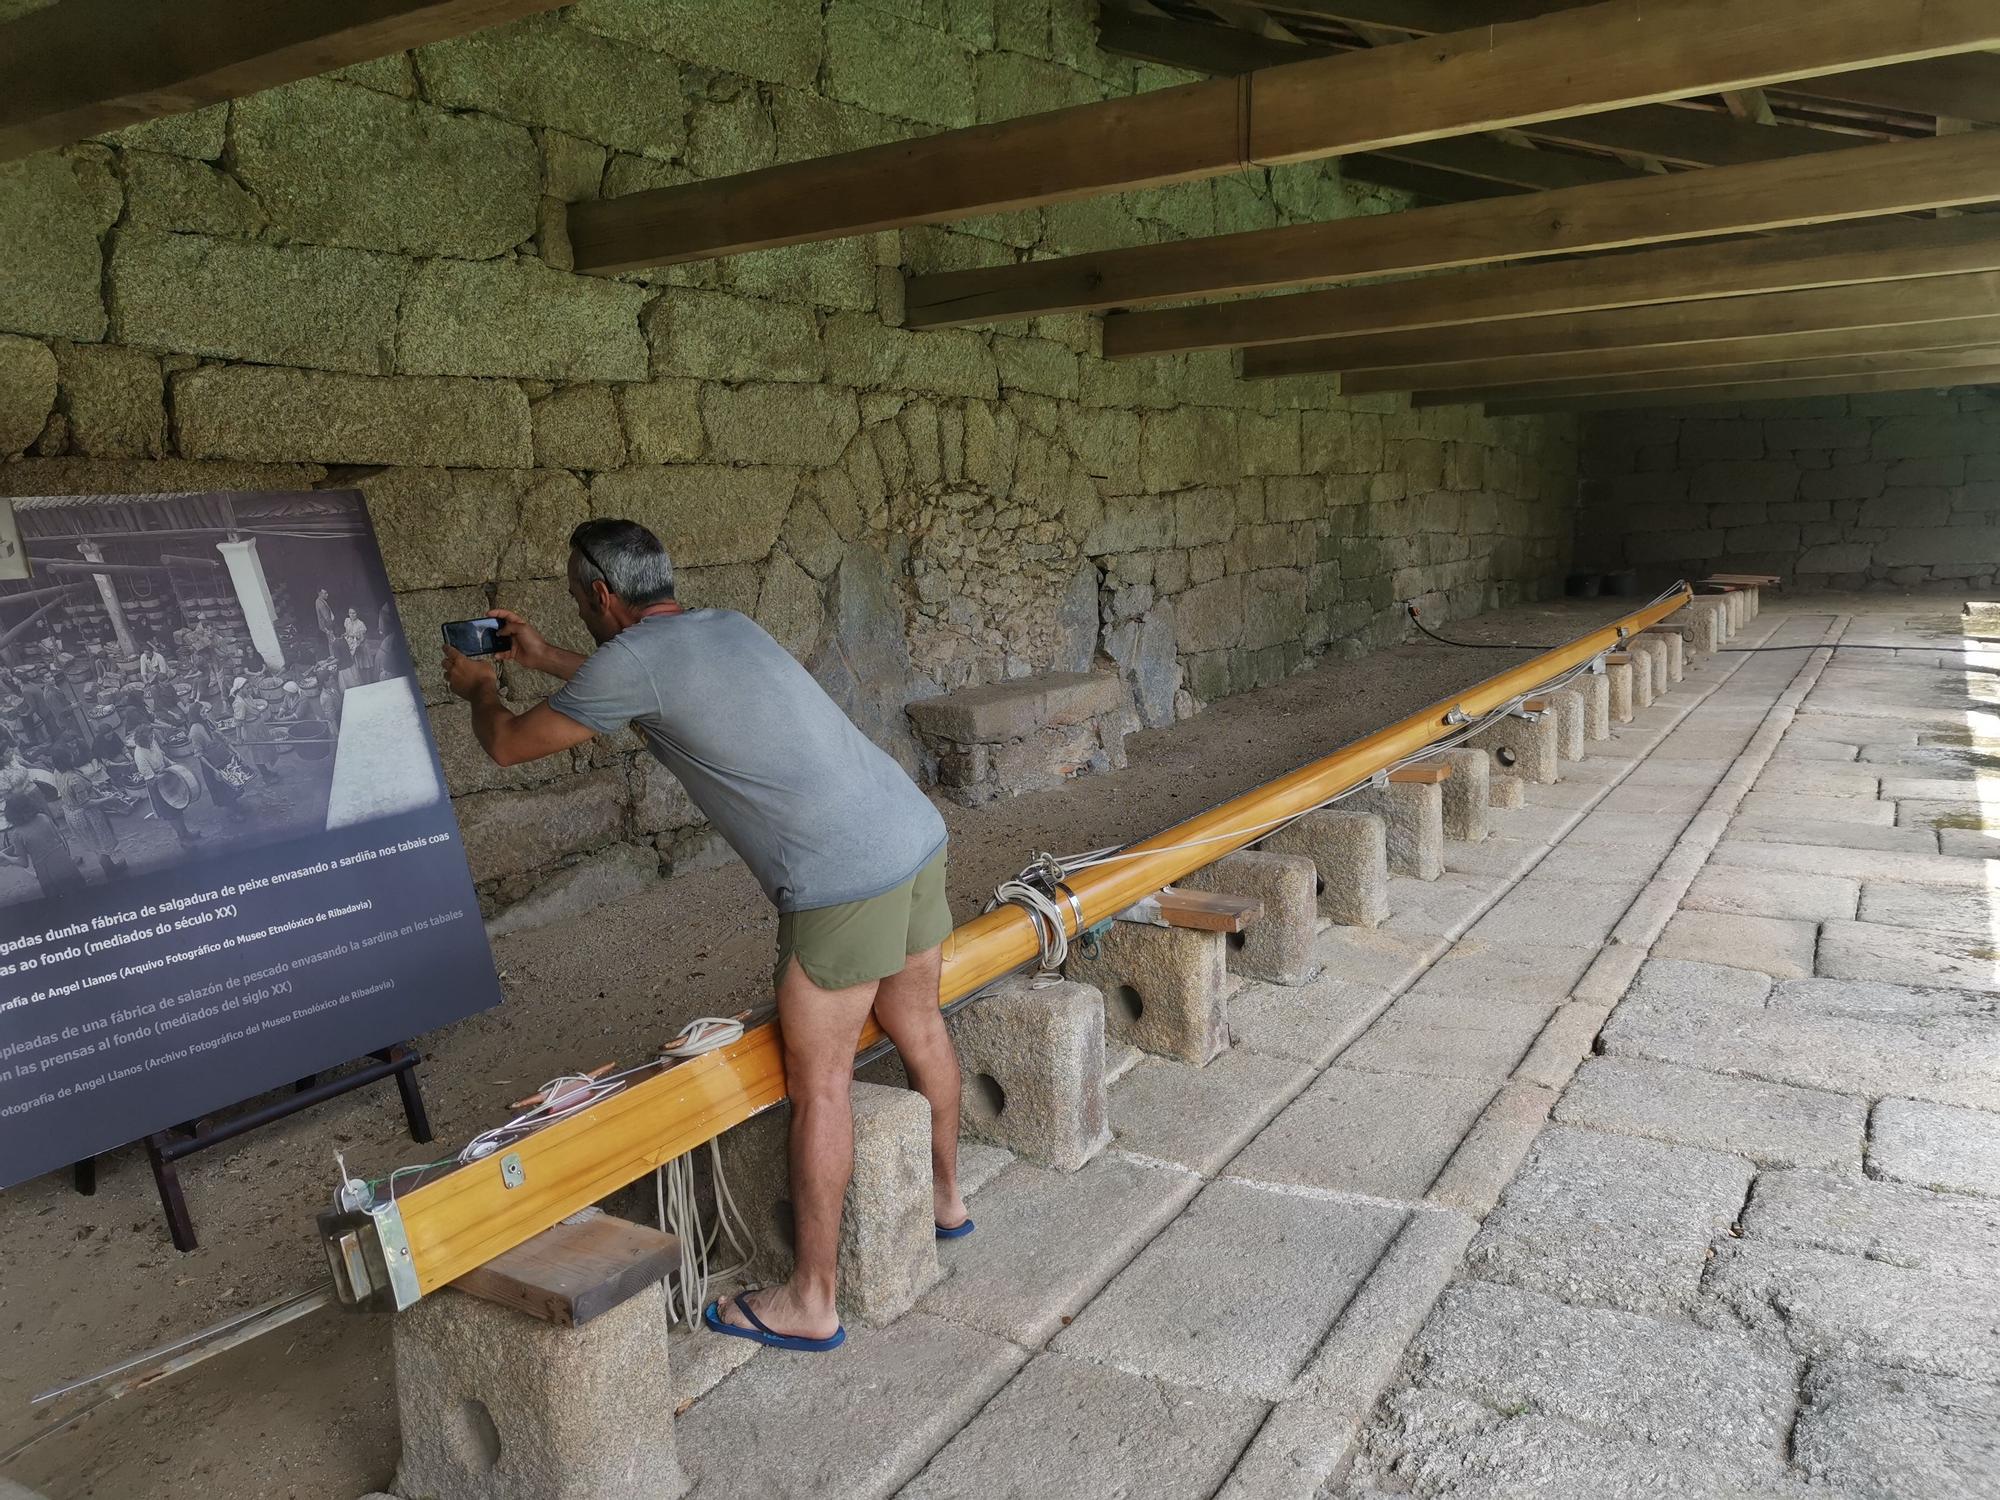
<box><xmin>1579</xmin><ymin>670</ymin><xmax>1611</xmax><ymax>741</ymax></box>
<box><xmin>948</xmin><ymin>978</ymin><xmax>1110</xmax><ymax>1171</ymax></box>
<box><xmin>715</xmin><ymin>1080</ymin><xmax>938</xmax><ymax>1325</ymax></box>
<box><xmin>1466</xmin><ymin>710</ymin><xmax>1561</xmax><ymax>787</ymax></box>
<box><xmin>1181</xmin><ymin>848</ymin><xmax>1321</xmax><ymax>986</ymax></box>
<box><xmin>1345</xmin><ymin>779</ymin><xmax>1445</xmax><ymax>881</ymax></box>
<box><xmin>1606</xmin><ymin>660</ymin><xmax>1635</xmax><ymax>724</ymax></box>
<box><xmin>1260</xmin><ymin>808</ymin><xmax>1390</xmax><ymax>929</ymax></box>
<box><xmin>392</xmin><ymin>1285</ymin><xmax>685</xmax><ymax>1500</ymax></box>
<box><xmin>1438</xmin><ymin>748</ymin><xmax>1490</xmax><ymax>843</ymax></box>
<box><xmin>1066</xmin><ymin>920</ymin><xmax>1230</xmax><ymax>1065</ymax></box>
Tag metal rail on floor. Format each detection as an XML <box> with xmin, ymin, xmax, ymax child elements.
<box><xmin>324</xmin><ymin>586</ymin><xmax>1693</xmax><ymax>1308</ymax></box>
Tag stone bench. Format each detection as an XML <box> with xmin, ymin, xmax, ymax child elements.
<box><xmin>907</xmin><ymin>671</ymin><xmax>1135</xmax><ymax>806</ymax></box>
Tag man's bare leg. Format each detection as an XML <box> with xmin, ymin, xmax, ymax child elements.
<box><xmin>870</xmin><ymin>943</ymin><xmax>966</xmax><ymax>1230</ymax></box>
<box><xmin>714</xmin><ymin>957</ymin><xmax>877</xmax><ymax>1340</ymax></box>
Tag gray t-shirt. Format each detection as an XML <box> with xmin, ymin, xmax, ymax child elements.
<box><xmin>549</xmin><ymin>609</ymin><xmax>945</xmax><ymax>913</ymax></box>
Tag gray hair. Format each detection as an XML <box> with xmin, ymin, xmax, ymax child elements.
<box><xmin>568</xmin><ymin>518</ymin><xmax>676</xmax><ymax>607</ymax></box>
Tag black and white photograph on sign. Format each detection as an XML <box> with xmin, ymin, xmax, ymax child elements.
<box><xmin>0</xmin><ymin>490</ymin><xmax>499</xmax><ymax>1195</ymax></box>
<box><xmin>0</xmin><ymin>491</ymin><xmax>440</xmax><ymax>913</ymax></box>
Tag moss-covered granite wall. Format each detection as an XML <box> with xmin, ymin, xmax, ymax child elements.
<box><xmin>0</xmin><ymin>0</ymin><xmax>1581</xmax><ymax>926</ymax></box>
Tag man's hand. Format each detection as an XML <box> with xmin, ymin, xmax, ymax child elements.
<box><xmin>489</xmin><ymin>606</ymin><xmax>586</xmax><ymax>683</ymax></box>
<box><xmin>442</xmin><ymin>645</ymin><xmax>498</xmax><ymax>703</ymax></box>
<box><xmin>489</xmin><ymin>608</ymin><xmax>551</xmax><ymax>672</ymax></box>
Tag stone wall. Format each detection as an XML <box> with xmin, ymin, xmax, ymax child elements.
<box><xmin>1577</xmin><ymin>389</ymin><xmax>2000</xmax><ymax>591</ymax></box>
<box><xmin>0</xmin><ymin>0</ymin><xmax>1580</xmax><ymax>927</ymax></box>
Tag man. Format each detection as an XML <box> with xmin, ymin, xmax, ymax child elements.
<box><xmin>442</xmin><ymin>518</ymin><xmax>967</xmax><ymax>1352</ymax></box>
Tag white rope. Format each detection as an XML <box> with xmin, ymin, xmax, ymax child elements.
<box><xmin>655</xmin><ymin>1018</ymin><xmax>754</xmax><ymax>1328</ymax></box>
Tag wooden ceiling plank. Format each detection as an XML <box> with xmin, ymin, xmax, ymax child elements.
<box><xmin>906</xmin><ymin>127</ymin><xmax>2000</xmax><ymax>330</ymax></box>
<box><xmin>1777</xmin><ymin>54</ymin><xmax>2000</xmax><ymax>125</ymax></box>
<box><xmin>1337</xmin><ymin>314</ymin><xmax>2000</xmax><ymax>393</ymax></box>
<box><xmin>1413</xmin><ymin>345</ymin><xmax>2000</xmax><ymax>407</ymax></box>
<box><xmin>1104</xmin><ymin>214</ymin><xmax>2000</xmax><ymax>359</ymax></box>
<box><xmin>1239</xmin><ymin>270</ymin><xmax>2000</xmax><ymax>374</ymax></box>
<box><xmin>1343</xmin><ymin>155</ymin><xmax>1524</xmax><ymax>201</ymax></box>
<box><xmin>1376</xmin><ymin>134</ymin><xmax>1641</xmax><ymax>191</ymax></box>
<box><xmin>569</xmin><ymin>0</ymin><xmax>2000</xmax><ymax>271</ymax></box>
<box><xmin>1482</xmin><ymin>363</ymin><xmax>2000</xmax><ymax>415</ymax></box>
<box><xmin>0</xmin><ymin>0</ymin><xmax>572</xmax><ymax>163</ymax></box>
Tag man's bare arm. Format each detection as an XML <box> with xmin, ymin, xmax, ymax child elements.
<box><xmin>469</xmin><ymin>691</ymin><xmax>596</xmax><ymax>768</ymax></box>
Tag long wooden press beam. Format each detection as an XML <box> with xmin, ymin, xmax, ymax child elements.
<box><xmin>1240</xmin><ymin>270</ymin><xmax>2000</xmax><ymax>376</ymax></box>
<box><xmin>1487</xmin><ymin>363</ymin><xmax>2000</xmax><ymax>414</ymax></box>
<box><xmin>904</xmin><ymin>129</ymin><xmax>2000</xmax><ymax>329</ymax></box>
<box><xmin>1416</xmin><ymin>345</ymin><xmax>2000</xmax><ymax>408</ymax></box>
<box><xmin>1348</xmin><ymin>314</ymin><xmax>2000</xmax><ymax>396</ymax></box>
<box><xmin>566</xmin><ymin>0</ymin><xmax>2000</xmax><ymax>271</ymax></box>
<box><xmin>1102</xmin><ymin>215</ymin><xmax>2000</xmax><ymax>360</ymax></box>
<box><xmin>370</xmin><ymin>588</ymin><xmax>1690</xmax><ymax>1298</ymax></box>
<box><xmin>0</xmin><ymin>0</ymin><xmax>572</xmax><ymax>163</ymax></box>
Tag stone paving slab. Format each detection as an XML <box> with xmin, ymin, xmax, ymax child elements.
<box><xmin>1897</xmin><ymin>798</ymin><xmax>2000</xmax><ymax>834</ymax></box>
<box><xmin>1461</xmin><ymin>876</ymin><xmax>1643</xmax><ymax>951</ymax></box>
<box><xmin>1227</xmin><ymin>1068</ymin><xmax>1495</xmax><ymax>1201</ymax></box>
<box><xmin>1601</xmin><ymin>992</ymin><xmax>2000</xmax><ymax>1110</ymax></box>
<box><xmin>1559</xmin><ymin>809</ymin><xmax>1689</xmax><ymax>850</ymax></box>
<box><xmin>1855</xmin><ymin>880</ymin><xmax>2000</xmax><ymax>937</ymax></box>
<box><xmin>1788</xmin><ymin>713</ymin><xmax>1922</xmax><ymax>745</ymax></box>
<box><xmin>1711</xmin><ymin>839</ymin><xmax>1985</xmax><ymax>888</ymax></box>
<box><xmin>1625</xmin><ymin>956</ymin><xmax>1775</xmax><ymax>1009</ymax></box>
<box><xmin>1734</xmin><ymin>789</ymin><xmax>1896</xmax><ymax>826</ymax></box>
<box><xmin>1817</xmin><ymin>917</ymin><xmax>2000</xmax><ymax>993</ymax></box>
<box><xmin>1740</xmin><ymin>1166</ymin><xmax>2000</xmax><ymax>1281</ymax></box>
<box><xmin>1440</xmin><ymin>833</ymin><xmax>1547</xmax><ymax>883</ymax></box>
<box><xmin>1868</xmin><ymin>1097</ymin><xmax>2000</xmax><ymax>1198</ymax></box>
<box><xmin>1621</xmin><ymin>756</ymin><xmax>1736</xmax><ymax>786</ymax></box>
<box><xmin>1553</xmin><ymin>1057</ymin><xmax>1864</xmax><ymax>1170</ymax></box>
<box><xmin>1407</xmin><ymin>1282</ymin><xmax>1796</xmax><ymax>1461</ymax></box>
<box><xmin>1770</xmin><ymin>975</ymin><xmax>2000</xmax><ymax>1023</ymax></box>
<box><xmin>1880</xmin><ymin>774</ymin><xmax>2000</xmax><ymax>801</ymax></box>
<box><xmin>1337</xmin><ymin>993</ymin><xmax>1554</xmax><ymax>1083</ymax></box>
<box><xmin>1465</xmin><ymin>1125</ymin><xmax>1752</xmax><ymax>1315</ymax></box>
<box><xmin>1770</xmin><ymin>737</ymin><xmax>1859</xmax><ymax>762</ymax></box>
<box><xmin>1342</xmin><ymin>1388</ymin><xmax>1814</xmax><ymax>1500</ymax></box>
<box><xmin>1791</xmin><ymin>1361</ymin><xmax>2000</xmax><ymax>1500</ymax></box>
<box><xmin>1381</xmin><ymin>870</ymin><xmax>1507</xmax><ymax>941</ymax></box>
<box><xmin>1651</xmin><ymin>910</ymin><xmax>1818</xmax><ymax>979</ymax></box>
<box><xmin>1109</xmin><ymin>1047</ymin><xmax>1313</xmax><ymax>1175</ymax></box>
<box><xmin>1589</xmin><ymin>782</ymin><xmax>1712</xmax><ymax>817</ymax></box>
<box><xmin>1226</xmin><ymin>972</ymin><xmax>1398</xmax><ymax>1067</ymax></box>
<box><xmin>916</xmin><ymin>1151</ymin><xmax>1200</xmax><ymax>1347</ymax></box>
<box><xmin>675</xmin><ymin>1313</ymin><xmax>1025</xmax><ymax>1500</ymax></box>
<box><xmin>1407</xmin><ymin>938</ymin><xmax>1595</xmax><ymax>1008</ymax></box>
<box><xmin>900</xmin><ymin>1354</ymin><xmax>1265</xmax><ymax>1500</ymax></box>
<box><xmin>1939</xmin><ymin>827</ymin><xmax>2000</xmax><ymax>858</ymax></box>
<box><xmin>1704</xmin><ymin>1241</ymin><xmax>2000</xmax><ymax>1385</ymax></box>
<box><xmin>1310</xmin><ymin>925</ymin><xmax>1447</xmax><ymax>992</ymax></box>
<box><xmin>1724</xmin><ymin>816</ymin><xmax>1938</xmax><ymax>853</ymax></box>
<box><xmin>1750</xmin><ymin>763</ymin><xmax>1881</xmax><ymax>798</ymax></box>
<box><xmin>1680</xmin><ymin>867</ymin><xmax>1859</xmax><ymax>922</ymax></box>
<box><xmin>1051</xmin><ymin>1179</ymin><xmax>1405</xmax><ymax>1400</ymax></box>
<box><xmin>1527</xmin><ymin>840</ymin><xmax>1669</xmax><ymax>884</ymax></box>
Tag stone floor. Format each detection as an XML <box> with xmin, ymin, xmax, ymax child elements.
<box><xmin>671</xmin><ymin>593</ymin><xmax>2000</xmax><ymax>1500</ymax></box>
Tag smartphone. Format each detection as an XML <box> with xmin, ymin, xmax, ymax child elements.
<box><xmin>441</xmin><ymin>617</ymin><xmax>510</xmax><ymax>657</ymax></box>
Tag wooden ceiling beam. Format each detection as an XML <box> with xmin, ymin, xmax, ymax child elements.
<box><xmin>1414</xmin><ymin>345</ymin><xmax>2000</xmax><ymax>408</ymax></box>
<box><xmin>907</xmin><ymin>126</ymin><xmax>2000</xmax><ymax>330</ymax></box>
<box><xmin>1778</xmin><ymin>54</ymin><xmax>2000</xmax><ymax>125</ymax></box>
<box><xmin>1099</xmin><ymin>7</ymin><xmax>1883</xmax><ymax>167</ymax></box>
<box><xmin>569</xmin><ymin>0</ymin><xmax>2000</xmax><ymax>271</ymax></box>
<box><xmin>1337</xmin><ymin>315</ymin><xmax>2000</xmax><ymax>394</ymax></box>
<box><xmin>1483</xmin><ymin>363</ymin><xmax>2000</xmax><ymax>415</ymax></box>
<box><xmin>1239</xmin><ymin>270</ymin><xmax>2000</xmax><ymax>374</ymax></box>
<box><xmin>0</xmin><ymin>0</ymin><xmax>571</xmax><ymax>163</ymax></box>
<box><xmin>1106</xmin><ymin>214</ymin><xmax>2000</xmax><ymax>359</ymax></box>
<box><xmin>1374</xmin><ymin>135</ymin><xmax>1640</xmax><ymax>192</ymax></box>
<box><xmin>1342</xmin><ymin>155</ymin><xmax>1523</xmax><ymax>201</ymax></box>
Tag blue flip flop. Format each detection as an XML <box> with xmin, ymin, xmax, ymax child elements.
<box><xmin>703</xmin><ymin>1293</ymin><xmax>846</xmax><ymax>1352</ymax></box>
<box><xmin>935</xmin><ymin>1218</ymin><xmax>976</xmax><ymax>1240</ymax></box>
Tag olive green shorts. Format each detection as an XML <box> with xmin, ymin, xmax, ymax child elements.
<box><xmin>775</xmin><ymin>847</ymin><xmax>952</xmax><ymax>992</ymax></box>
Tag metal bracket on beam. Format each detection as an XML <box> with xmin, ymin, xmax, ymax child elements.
<box><xmin>318</xmin><ymin>1199</ymin><xmax>422</xmax><ymax>1312</ymax></box>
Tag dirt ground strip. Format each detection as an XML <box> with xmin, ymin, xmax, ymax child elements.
<box><xmin>0</xmin><ymin>594</ymin><xmax>1634</xmax><ymax>1499</ymax></box>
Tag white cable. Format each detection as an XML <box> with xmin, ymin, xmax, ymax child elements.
<box><xmin>987</xmin><ymin>877</ymin><xmax>1072</xmax><ymax>983</ymax></box>
<box><xmin>654</xmin><ymin>1017</ymin><xmax>754</xmax><ymax>1327</ymax></box>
